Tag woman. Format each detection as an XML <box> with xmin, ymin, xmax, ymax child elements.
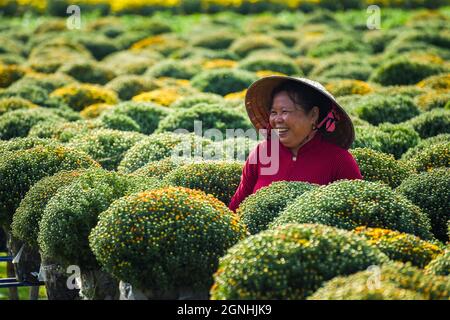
<box><xmin>229</xmin><ymin>76</ymin><xmax>362</xmax><ymax>212</ymax></box>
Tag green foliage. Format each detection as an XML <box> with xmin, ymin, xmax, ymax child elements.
<box><xmin>38</xmin><ymin>169</ymin><xmax>136</xmax><ymax>269</ymax></box>
<box><xmin>11</xmin><ymin>170</ymin><xmax>84</xmax><ymax>248</ymax></box>
<box><xmin>0</xmin><ymin>145</ymin><xmax>99</xmax><ymax>228</ymax></box>
<box><xmin>351</xmin><ymin>148</ymin><xmax>413</xmax><ymax>188</ymax></box>
<box><xmin>425</xmin><ymin>249</ymin><xmax>450</xmax><ymax>276</ymax></box>
<box><xmin>103</xmin><ymin>101</ymin><xmax>171</xmax><ymax>135</ymax></box>
<box><xmin>405</xmin><ymin>141</ymin><xmax>449</xmax><ymax>172</ymax></box>
<box><xmin>370</xmin><ymin>56</ymin><xmax>447</xmax><ymax>86</ymax></box>
<box><xmin>308</xmin><ymin>262</ymin><xmax>450</xmax><ymax>300</ymax></box>
<box><xmin>401</xmin><ymin>134</ymin><xmax>450</xmax><ymax>160</ymax></box>
<box><xmin>156</xmin><ymin>103</ymin><xmax>252</xmax><ymax>135</ymax></box>
<box><xmin>192</xmin><ymin>31</ymin><xmax>237</xmax><ymax>50</ymax></box>
<box><xmin>397</xmin><ymin>168</ymin><xmax>450</xmax><ymax>242</ymax></box>
<box><xmin>229</xmin><ymin>35</ymin><xmax>285</xmax><ymax>58</ymax></box>
<box><xmin>145</xmin><ymin>60</ymin><xmax>199</xmax><ymax>80</ymax></box>
<box><xmin>271</xmin><ymin>180</ymin><xmax>434</xmax><ymax>240</ymax></box>
<box><xmin>105</xmin><ymin>75</ymin><xmax>157</xmax><ymax>101</ymax></box>
<box><xmin>406</xmin><ymin>109</ymin><xmax>450</xmax><ymax>138</ymax></box>
<box><xmin>28</xmin><ymin>120</ymin><xmax>103</xmax><ymax>143</ymax></box>
<box><xmin>0</xmin><ymin>108</ymin><xmax>66</xmax><ymax>140</ymax></box>
<box><xmin>164</xmin><ymin>160</ymin><xmax>243</xmax><ymax>204</ymax></box>
<box><xmin>67</xmin><ymin>129</ymin><xmax>145</xmax><ymax>171</ymax></box>
<box><xmin>354</xmin><ymin>227</ymin><xmax>443</xmax><ymax>268</ymax></box>
<box><xmin>191</xmin><ymin>69</ymin><xmax>258</xmax><ymax>96</ymax></box>
<box><xmin>377</xmin><ymin>123</ymin><xmax>420</xmax><ymax>159</ymax></box>
<box><xmin>354</xmin><ymin>94</ymin><xmax>420</xmax><ymax>125</ymax></box>
<box><xmin>118</xmin><ymin>132</ymin><xmax>212</xmax><ymax>173</ymax></box>
<box><xmin>237</xmin><ymin>181</ymin><xmax>317</xmax><ymax>235</ymax></box>
<box><xmin>210</xmin><ymin>223</ymin><xmax>387</xmax><ymax>300</ymax></box>
<box><xmin>0</xmin><ymin>97</ymin><xmax>37</xmax><ymax>116</ymax></box>
<box><xmin>89</xmin><ymin>187</ymin><xmax>247</xmax><ymax>293</ymax></box>
<box><xmin>238</xmin><ymin>55</ymin><xmax>302</xmax><ymax>75</ymax></box>
<box><xmin>58</xmin><ymin>61</ymin><xmax>116</xmax><ymax>85</ymax></box>
<box><xmin>170</xmin><ymin>93</ymin><xmax>224</xmax><ymax>109</ymax></box>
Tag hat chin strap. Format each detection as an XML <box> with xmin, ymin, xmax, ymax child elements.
<box><xmin>315</xmin><ymin>105</ymin><xmax>340</xmax><ymax>133</ymax></box>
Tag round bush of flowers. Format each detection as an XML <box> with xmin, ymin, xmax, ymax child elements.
<box><xmin>210</xmin><ymin>223</ymin><xmax>387</xmax><ymax>300</ymax></box>
<box><xmin>145</xmin><ymin>60</ymin><xmax>199</xmax><ymax>80</ymax></box>
<box><xmin>191</xmin><ymin>69</ymin><xmax>258</xmax><ymax>96</ymax></box>
<box><xmin>170</xmin><ymin>93</ymin><xmax>224</xmax><ymax>110</ymax></box>
<box><xmin>237</xmin><ymin>181</ymin><xmax>317</xmax><ymax>235</ymax></box>
<box><xmin>377</xmin><ymin>123</ymin><xmax>421</xmax><ymax>159</ymax></box>
<box><xmin>28</xmin><ymin>120</ymin><xmax>103</xmax><ymax>143</ymax></box>
<box><xmin>38</xmin><ymin>169</ymin><xmax>135</xmax><ymax>269</ymax></box>
<box><xmin>370</xmin><ymin>56</ymin><xmax>447</xmax><ymax>86</ymax></box>
<box><xmin>0</xmin><ymin>64</ymin><xmax>26</xmax><ymax>88</ymax></box>
<box><xmin>401</xmin><ymin>134</ymin><xmax>450</xmax><ymax>160</ymax></box>
<box><xmin>0</xmin><ymin>137</ymin><xmax>57</xmax><ymax>155</ymax></box>
<box><xmin>132</xmin><ymin>157</ymin><xmax>191</xmax><ymax>180</ymax></box>
<box><xmin>118</xmin><ymin>132</ymin><xmax>212</xmax><ymax>173</ymax></box>
<box><xmin>415</xmin><ymin>91</ymin><xmax>450</xmax><ymax>112</ymax></box>
<box><xmin>397</xmin><ymin>168</ymin><xmax>450</xmax><ymax>242</ymax></box>
<box><xmin>203</xmin><ymin>137</ymin><xmax>259</xmax><ymax>162</ymax></box>
<box><xmin>156</xmin><ymin>103</ymin><xmax>252</xmax><ymax>135</ymax></box>
<box><xmin>89</xmin><ymin>187</ymin><xmax>247</xmax><ymax>297</ymax></box>
<box><xmin>80</xmin><ymin>103</ymin><xmax>114</xmax><ymax>119</ymax></box>
<box><xmin>131</xmin><ymin>86</ymin><xmax>194</xmax><ymax>107</ymax></box>
<box><xmin>425</xmin><ymin>249</ymin><xmax>450</xmax><ymax>276</ymax></box>
<box><xmin>103</xmin><ymin>101</ymin><xmax>171</xmax><ymax>135</ymax></box>
<box><xmin>67</xmin><ymin>129</ymin><xmax>145</xmax><ymax>171</ymax></box>
<box><xmin>0</xmin><ymin>145</ymin><xmax>98</xmax><ymax>228</ymax></box>
<box><xmin>405</xmin><ymin>141</ymin><xmax>449</xmax><ymax>173</ymax></box>
<box><xmin>191</xmin><ymin>30</ymin><xmax>236</xmax><ymax>50</ymax></box>
<box><xmin>0</xmin><ymin>83</ymin><xmax>67</xmax><ymax>108</ymax></box>
<box><xmin>229</xmin><ymin>35</ymin><xmax>285</xmax><ymax>58</ymax></box>
<box><xmin>308</xmin><ymin>262</ymin><xmax>450</xmax><ymax>300</ymax></box>
<box><xmin>0</xmin><ymin>97</ymin><xmax>38</xmax><ymax>116</ymax></box>
<box><xmin>11</xmin><ymin>170</ymin><xmax>84</xmax><ymax>248</ymax></box>
<box><xmin>354</xmin><ymin>94</ymin><xmax>420</xmax><ymax>125</ymax></box>
<box><xmin>9</xmin><ymin>72</ymin><xmax>77</xmax><ymax>94</ymax></box>
<box><xmin>237</xmin><ymin>55</ymin><xmax>302</xmax><ymax>76</ymax></box>
<box><xmin>350</xmin><ymin>148</ymin><xmax>413</xmax><ymax>188</ymax></box>
<box><xmin>325</xmin><ymin>79</ymin><xmax>374</xmax><ymax>97</ymax></box>
<box><xmin>352</xmin><ymin>125</ymin><xmax>388</xmax><ymax>152</ymax></box>
<box><xmin>271</xmin><ymin>180</ymin><xmax>433</xmax><ymax>240</ymax></box>
<box><xmin>405</xmin><ymin>109</ymin><xmax>450</xmax><ymax>138</ymax></box>
<box><xmin>98</xmin><ymin>113</ymin><xmax>141</xmax><ymax>132</ymax></box>
<box><xmin>354</xmin><ymin>227</ymin><xmax>443</xmax><ymax>268</ymax></box>
<box><xmin>50</xmin><ymin>84</ymin><xmax>118</xmax><ymax>111</ymax></box>
<box><xmin>58</xmin><ymin>61</ymin><xmax>116</xmax><ymax>85</ymax></box>
<box><xmin>164</xmin><ymin>160</ymin><xmax>243</xmax><ymax>204</ymax></box>
<box><xmin>417</xmin><ymin>73</ymin><xmax>450</xmax><ymax>91</ymax></box>
<box><xmin>105</xmin><ymin>75</ymin><xmax>157</xmax><ymax>101</ymax></box>
<box><xmin>307</xmin><ymin>34</ymin><xmax>369</xmax><ymax>58</ymax></box>
<box><xmin>0</xmin><ymin>108</ymin><xmax>66</xmax><ymax>140</ymax></box>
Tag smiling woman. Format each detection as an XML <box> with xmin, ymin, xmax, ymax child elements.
<box><xmin>229</xmin><ymin>76</ymin><xmax>362</xmax><ymax>212</ymax></box>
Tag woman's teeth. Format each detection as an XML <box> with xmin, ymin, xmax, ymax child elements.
<box><xmin>276</xmin><ymin>129</ymin><xmax>289</xmax><ymax>133</ymax></box>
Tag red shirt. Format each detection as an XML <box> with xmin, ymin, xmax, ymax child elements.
<box><xmin>228</xmin><ymin>132</ymin><xmax>362</xmax><ymax>212</ymax></box>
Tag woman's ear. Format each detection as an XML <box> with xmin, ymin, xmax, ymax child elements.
<box><xmin>311</xmin><ymin>106</ymin><xmax>320</xmax><ymax>123</ymax></box>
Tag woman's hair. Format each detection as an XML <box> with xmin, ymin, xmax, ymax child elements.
<box><xmin>270</xmin><ymin>81</ymin><xmax>331</xmax><ymax>127</ymax></box>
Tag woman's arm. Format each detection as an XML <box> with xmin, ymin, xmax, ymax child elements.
<box><xmin>333</xmin><ymin>149</ymin><xmax>363</xmax><ymax>181</ymax></box>
<box><xmin>228</xmin><ymin>147</ymin><xmax>259</xmax><ymax>212</ymax></box>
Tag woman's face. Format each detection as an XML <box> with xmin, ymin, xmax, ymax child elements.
<box><xmin>269</xmin><ymin>91</ymin><xmax>319</xmax><ymax>150</ymax></box>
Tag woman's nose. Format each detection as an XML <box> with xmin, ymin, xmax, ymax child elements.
<box><xmin>274</xmin><ymin>114</ymin><xmax>284</xmax><ymax>123</ymax></box>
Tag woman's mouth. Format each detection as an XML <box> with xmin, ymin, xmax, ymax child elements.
<box><xmin>275</xmin><ymin>128</ymin><xmax>289</xmax><ymax>138</ymax></box>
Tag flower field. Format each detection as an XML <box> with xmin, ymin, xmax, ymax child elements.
<box><xmin>0</xmin><ymin>1</ymin><xmax>449</xmax><ymax>300</ymax></box>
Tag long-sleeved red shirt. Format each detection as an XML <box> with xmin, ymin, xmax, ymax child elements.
<box><xmin>228</xmin><ymin>132</ymin><xmax>362</xmax><ymax>212</ymax></box>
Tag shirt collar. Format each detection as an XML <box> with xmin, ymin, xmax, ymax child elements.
<box><xmin>278</xmin><ymin>132</ymin><xmax>323</xmax><ymax>157</ymax></box>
